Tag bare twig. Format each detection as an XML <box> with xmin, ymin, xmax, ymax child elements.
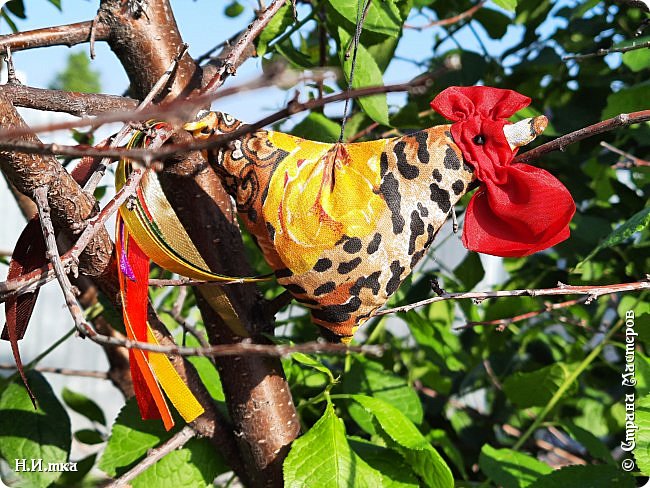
<box><xmin>107</xmin><ymin>426</ymin><xmax>196</xmax><ymax>488</ymax></box>
<box><xmin>0</xmin><ymin>364</ymin><xmax>109</xmax><ymax>379</ymax></box>
<box><xmin>83</xmin><ymin>43</ymin><xmax>189</xmax><ymax>194</ymax></box>
<box><xmin>0</xmin><ymin>70</ymin><xmax>450</xmax><ymax>161</ymax></box>
<box><xmin>0</xmin><ymin>21</ymin><xmax>111</xmax><ymax>53</ymax></box>
<box><xmin>0</xmin><ymin>170</ymin><xmax>143</xmax><ymax>302</ymax></box>
<box><xmin>4</xmin><ymin>46</ymin><xmax>20</xmax><ymax>85</ymax></box>
<box><xmin>515</xmin><ymin>110</ymin><xmax>650</xmax><ymax>164</ymax></box>
<box><xmin>457</xmin><ymin>298</ymin><xmax>588</xmax><ymax>331</ymax></box>
<box><xmin>405</xmin><ymin>1</ymin><xmax>486</xmax><ymax>30</ymax></box>
<box><xmin>85</xmin><ymin>332</ymin><xmax>385</xmax><ymax>358</ymax></box>
<box><xmin>563</xmin><ymin>39</ymin><xmax>650</xmax><ymax>61</ymax></box>
<box><xmin>374</xmin><ymin>278</ymin><xmax>650</xmax><ymax>317</ymax></box>
<box><xmin>200</xmin><ymin>0</ymin><xmax>288</xmax><ymax>96</ymax></box>
<box><xmin>502</xmin><ymin>424</ymin><xmax>587</xmax><ymax>466</ymax></box>
<box><xmin>601</xmin><ymin>141</ymin><xmax>650</xmax><ymax>168</ymax></box>
<box><xmin>347</xmin><ymin>122</ymin><xmax>379</xmax><ymax>142</ymax></box>
<box><xmin>0</xmin><ymin>67</ymin><xmax>316</xmax><ymax>140</ymax></box>
<box><xmin>33</xmin><ymin>186</ymin><xmax>96</xmax><ymax>337</ymax></box>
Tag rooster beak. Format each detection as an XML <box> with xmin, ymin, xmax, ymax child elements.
<box><xmin>503</xmin><ymin>115</ymin><xmax>548</xmax><ymax>150</ymax></box>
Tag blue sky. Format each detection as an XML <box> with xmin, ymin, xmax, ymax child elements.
<box><xmin>0</xmin><ymin>0</ymin><xmax>555</xmax><ymax>122</ymax></box>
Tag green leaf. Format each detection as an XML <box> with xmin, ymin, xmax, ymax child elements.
<box><xmin>349</xmin><ymin>436</ymin><xmax>420</xmax><ymax>488</ymax></box>
<box><xmin>351</xmin><ymin>395</ymin><xmax>453</xmax><ymax>488</ymax></box>
<box><xmin>426</xmin><ymin>430</ymin><xmax>467</xmax><ymax>479</ymax></box>
<box><xmin>454</xmin><ymin>252</ymin><xmax>485</xmax><ymax>290</ymax></box>
<box><xmin>292</xmin><ymin>352</ymin><xmax>336</xmax><ymax>382</ymax></box>
<box><xmin>502</xmin><ymin>363</ymin><xmax>579</xmax><ymax>408</ymax></box>
<box><xmin>131</xmin><ymin>438</ymin><xmax>227</xmax><ymax>488</ymax></box>
<box><xmin>493</xmin><ymin>0</ymin><xmax>518</xmax><ymax>12</ymax></box>
<box><xmin>561</xmin><ymin>420</ymin><xmax>615</xmax><ymax>464</ymax></box>
<box><xmin>343</xmin><ymin>357</ymin><xmax>422</xmax><ymax>435</ymax></box>
<box><xmin>529</xmin><ymin>464</ymin><xmax>635</xmax><ymax>488</ymax></box>
<box><xmin>62</xmin><ymin>387</ymin><xmax>106</xmax><ymax>426</ymax></box>
<box><xmin>224</xmin><ymin>1</ymin><xmax>244</xmax><ymax>18</ymax></box>
<box><xmin>635</xmin><ymin>393</ymin><xmax>650</xmax><ymax>476</ymax></box>
<box><xmin>338</xmin><ymin>27</ymin><xmax>390</xmax><ymax>126</ymax></box>
<box><xmin>0</xmin><ymin>371</ymin><xmax>71</xmax><ymax>488</ymax></box>
<box><xmin>183</xmin><ymin>335</ymin><xmax>225</xmax><ymax>403</ymax></box>
<box><xmin>274</xmin><ymin>40</ymin><xmax>315</xmax><ymax>69</ymax></box>
<box><xmin>284</xmin><ymin>402</ymin><xmax>383</xmax><ymax>487</ymax></box>
<box><xmin>479</xmin><ymin>445</ymin><xmax>552</xmax><ymax>488</ymax></box>
<box><xmin>257</xmin><ymin>2</ymin><xmax>293</xmax><ymax>57</ymax></box>
<box><xmin>291</xmin><ymin>113</ymin><xmax>342</xmax><ymax>143</ymax></box>
<box><xmin>601</xmin><ymin>83</ymin><xmax>650</xmax><ymax>119</ymax></box>
<box><xmin>6</xmin><ymin>0</ymin><xmax>26</xmax><ymax>19</ymax></box>
<box><xmin>74</xmin><ymin>429</ymin><xmax>104</xmax><ymax>445</ymax></box>
<box><xmin>621</xmin><ymin>37</ymin><xmax>650</xmax><ymax>72</ymax></box>
<box><xmin>328</xmin><ymin>0</ymin><xmax>404</xmax><ymax>37</ymax></box>
<box><xmin>1</xmin><ymin>10</ymin><xmax>19</xmax><ymax>32</ymax></box>
<box><xmin>577</xmin><ymin>206</ymin><xmax>650</xmax><ymax>267</ymax></box>
<box><xmin>474</xmin><ymin>8</ymin><xmax>511</xmax><ymax>39</ymax></box>
<box><xmin>99</xmin><ymin>398</ymin><xmax>178</xmax><ymax>477</ymax></box>
<box><xmin>47</xmin><ymin>0</ymin><xmax>62</xmax><ymax>10</ymax></box>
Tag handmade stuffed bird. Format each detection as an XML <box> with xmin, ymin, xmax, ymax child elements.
<box><xmin>2</xmin><ymin>85</ymin><xmax>575</xmax><ymax>427</ymax></box>
<box><xmin>118</xmin><ymin>85</ymin><xmax>576</xmax><ymax>345</ymax></box>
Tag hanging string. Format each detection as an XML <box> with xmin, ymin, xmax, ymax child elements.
<box><xmin>338</xmin><ymin>0</ymin><xmax>372</xmax><ymax>143</ymax></box>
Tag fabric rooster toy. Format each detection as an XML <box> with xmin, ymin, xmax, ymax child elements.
<box><xmin>3</xmin><ymin>85</ymin><xmax>575</xmax><ymax>428</ymax></box>
<box><xmin>118</xmin><ymin>85</ymin><xmax>576</xmax><ymax>346</ymax></box>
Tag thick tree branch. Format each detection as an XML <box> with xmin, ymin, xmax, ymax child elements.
<box><xmin>0</xmin><ymin>67</ymin><xmax>454</xmax><ymax>160</ymax></box>
<box><xmin>0</xmin><ymin>84</ymin><xmax>139</xmax><ymax>116</ymax></box>
<box><xmin>0</xmin><ymin>94</ymin><xmax>113</xmax><ymax>277</ymax></box>
<box><xmin>0</xmin><ymin>21</ymin><xmax>110</xmax><ymax>52</ymax></box>
<box><xmin>97</xmin><ymin>1</ymin><xmax>299</xmax><ymax>484</ymax></box>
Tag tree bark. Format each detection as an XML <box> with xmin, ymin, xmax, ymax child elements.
<box><xmin>97</xmin><ymin>1</ymin><xmax>300</xmax><ymax>485</ymax></box>
<box><xmin>0</xmin><ymin>93</ymin><xmax>113</xmax><ymax>277</ymax></box>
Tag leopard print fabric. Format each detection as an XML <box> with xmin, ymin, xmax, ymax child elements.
<box><xmin>190</xmin><ymin>112</ymin><xmax>475</xmax><ymax>341</ymax></box>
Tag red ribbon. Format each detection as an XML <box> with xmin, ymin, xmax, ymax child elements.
<box><xmin>431</xmin><ymin>86</ymin><xmax>576</xmax><ymax>257</ymax></box>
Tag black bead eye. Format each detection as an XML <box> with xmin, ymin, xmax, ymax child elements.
<box><xmin>473</xmin><ymin>134</ymin><xmax>486</xmax><ymax>145</ymax></box>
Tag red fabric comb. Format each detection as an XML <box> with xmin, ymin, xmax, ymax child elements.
<box><xmin>431</xmin><ymin>86</ymin><xmax>575</xmax><ymax>257</ymax></box>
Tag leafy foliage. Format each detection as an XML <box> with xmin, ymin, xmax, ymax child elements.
<box><xmin>48</xmin><ymin>51</ymin><xmax>101</xmax><ymax>93</ymax></box>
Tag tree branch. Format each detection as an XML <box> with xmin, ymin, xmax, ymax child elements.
<box><xmin>457</xmin><ymin>297</ymin><xmax>588</xmax><ymax>331</ymax></box>
<box><xmin>0</xmin><ymin>94</ymin><xmax>113</xmax><ymax>277</ymax></box>
<box><xmin>515</xmin><ymin>110</ymin><xmax>650</xmax><ymax>164</ymax></box>
<box><xmin>0</xmin><ymin>66</ymin><xmax>455</xmax><ymax>161</ymax></box>
<box><xmin>404</xmin><ymin>1</ymin><xmax>486</xmax><ymax>30</ymax></box>
<box><xmin>201</xmin><ymin>0</ymin><xmax>288</xmax><ymax>96</ymax></box>
<box><xmin>601</xmin><ymin>140</ymin><xmax>650</xmax><ymax>168</ymax></box>
<box><xmin>0</xmin><ymin>170</ymin><xmax>142</xmax><ymax>302</ymax></box>
<box><xmin>0</xmin><ymin>84</ymin><xmax>139</xmax><ymax>117</ymax></box>
<box><xmin>374</xmin><ymin>278</ymin><xmax>650</xmax><ymax>317</ymax></box>
<box><xmin>562</xmin><ymin>39</ymin><xmax>650</xmax><ymax>61</ymax></box>
<box><xmin>85</xmin><ymin>333</ymin><xmax>385</xmax><ymax>358</ymax></box>
<box><xmin>33</xmin><ymin>186</ymin><xmax>97</xmax><ymax>338</ymax></box>
<box><xmin>0</xmin><ymin>21</ymin><xmax>110</xmax><ymax>52</ymax></box>
<box><xmin>107</xmin><ymin>426</ymin><xmax>196</xmax><ymax>488</ymax></box>
<box><xmin>0</xmin><ymin>364</ymin><xmax>109</xmax><ymax>379</ymax></box>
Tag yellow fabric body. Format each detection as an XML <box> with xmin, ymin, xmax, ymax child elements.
<box><xmin>264</xmin><ymin>132</ymin><xmax>388</xmax><ymax>274</ymax></box>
